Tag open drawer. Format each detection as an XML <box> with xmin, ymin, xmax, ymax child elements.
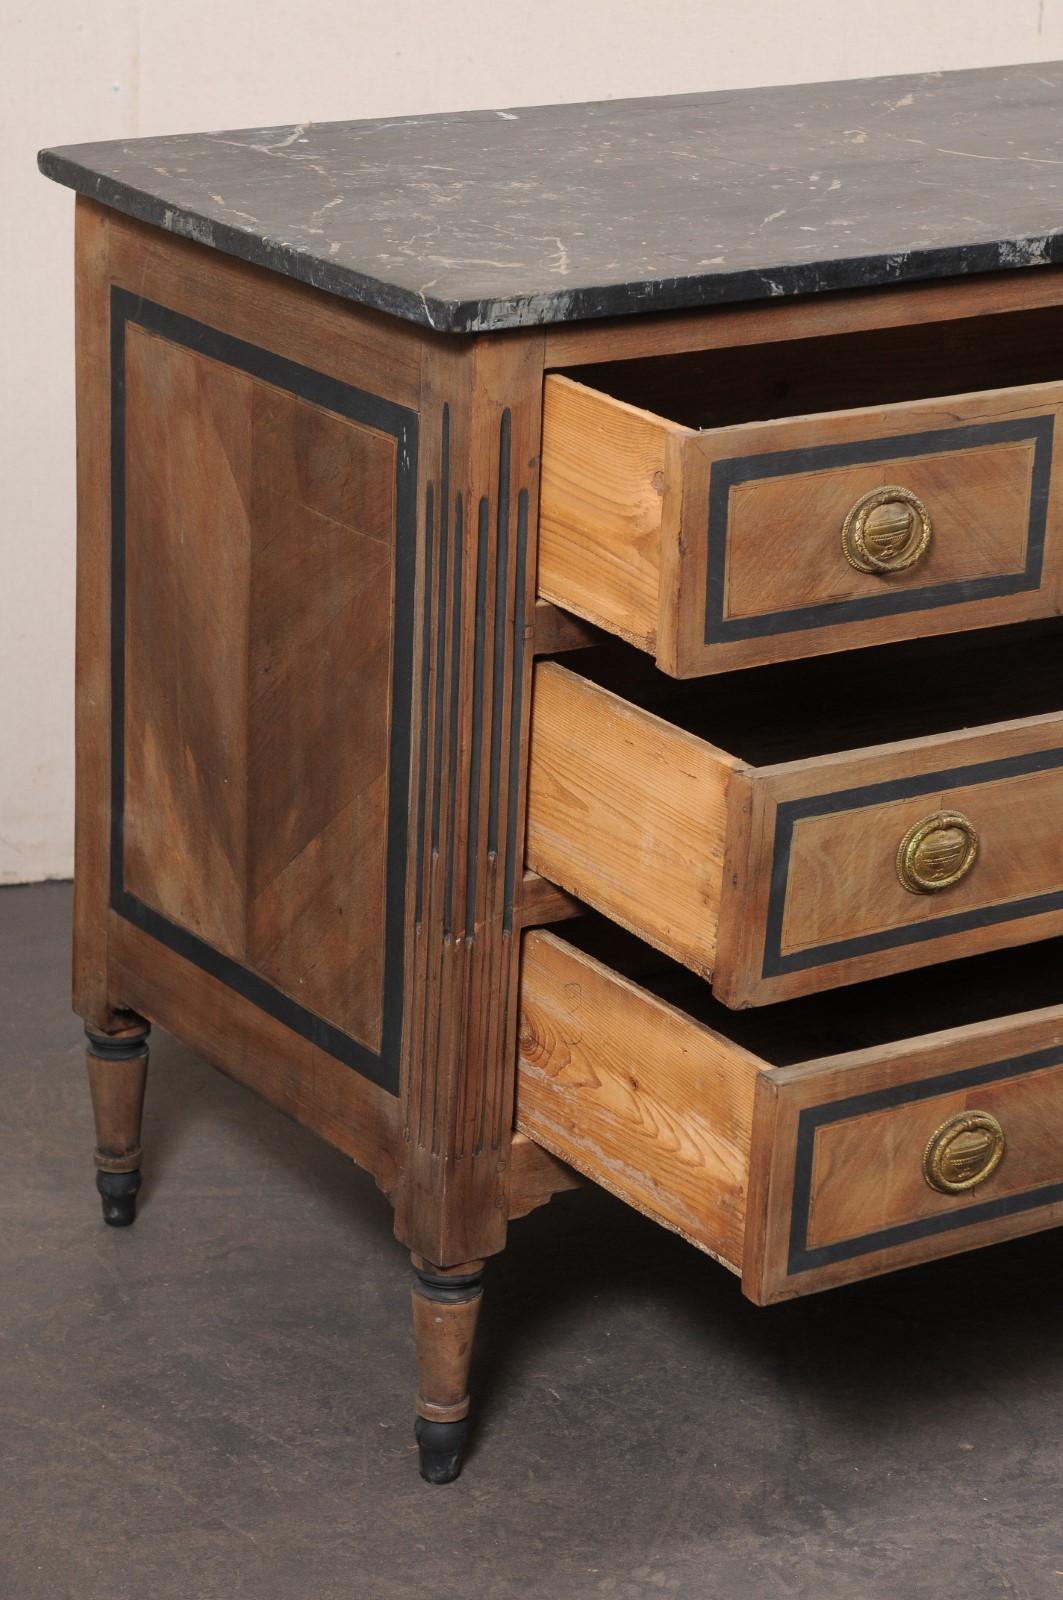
<box><xmin>539</xmin><ymin>342</ymin><xmax>1063</xmax><ymax>677</ymax></box>
<box><xmin>526</xmin><ymin>624</ymin><xmax>1063</xmax><ymax>1006</ymax></box>
<box><xmin>517</xmin><ymin>921</ymin><xmax>1063</xmax><ymax>1303</ymax></box>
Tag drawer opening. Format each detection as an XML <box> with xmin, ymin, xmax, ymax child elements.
<box><xmin>527</xmin><ymin>620</ymin><xmax>1063</xmax><ymax>1002</ymax></box>
<box><xmin>556</xmin><ymin>617</ymin><xmax>1063</xmax><ymax>767</ymax></box>
<box><xmin>561</xmin><ymin>304</ymin><xmax>1063</xmax><ymax>432</ymax></box>
<box><xmin>555</xmin><ymin>912</ymin><xmax>1063</xmax><ymax>1069</ymax></box>
<box><xmin>518</xmin><ymin>916</ymin><xmax>1063</xmax><ymax>1297</ymax></box>
<box><xmin>540</xmin><ymin>314</ymin><xmax>1063</xmax><ymax>678</ymax></box>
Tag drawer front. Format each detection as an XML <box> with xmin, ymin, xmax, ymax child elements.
<box><xmin>540</xmin><ymin>375</ymin><xmax>1063</xmax><ymax>677</ymax></box>
<box><xmin>748</xmin><ymin>1016</ymin><xmax>1063</xmax><ymax>1303</ymax></box>
<box><xmin>717</xmin><ymin>714</ymin><xmax>1063</xmax><ymax>1006</ymax></box>
<box><xmin>528</xmin><ymin>661</ymin><xmax>1063</xmax><ymax>1006</ymax></box>
<box><xmin>517</xmin><ymin>930</ymin><xmax>1063</xmax><ymax>1303</ymax></box>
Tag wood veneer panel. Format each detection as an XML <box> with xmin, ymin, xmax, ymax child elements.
<box><xmin>121</xmin><ymin>325</ymin><xmax>398</xmax><ymax>1052</ymax></box>
<box><xmin>73</xmin><ymin>206</ymin><xmax>419</xmax><ymax>1111</ymax></box>
<box><xmin>778</xmin><ymin>760</ymin><xmax>1063</xmax><ymax>957</ymax></box>
<box><xmin>111</xmin><ymin>914</ymin><xmax>400</xmax><ymax>1194</ymax></box>
<box><xmin>745</xmin><ymin>1003</ymin><xmax>1063</xmax><ymax>1303</ymax></box>
<box><xmin>123</xmin><ymin>326</ymin><xmax>253</xmax><ymax>954</ymax></box>
<box><xmin>804</xmin><ymin>1060</ymin><xmax>1063</xmax><ymax>1249</ymax></box>
<box><xmin>718</xmin><ymin>710</ymin><xmax>1063</xmax><ymax>1007</ymax></box>
<box><xmin>723</xmin><ymin>439</ymin><xmax>1033</xmax><ymax>621</ymax></box>
<box><xmin>667</xmin><ymin>381</ymin><xmax>1063</xmax><ymax>677</ymax></box>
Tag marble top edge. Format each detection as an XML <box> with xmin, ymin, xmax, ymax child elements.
<box><xmin>38</xmin><ymin>61</ymin><xmax>1063</xmax><ymax>333</ymax></box>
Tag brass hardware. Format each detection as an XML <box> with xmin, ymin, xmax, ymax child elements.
<box><xmin>842</xmin><ymin>485</ymin><xmax>932</xmax><ymax>574</ymax></box>
<box><xmin>896</xmin><ymin>810</ymin><xmax>979</xmax><ymax>894</ymax></box>
<box><xmin>923</xmin><ymin>1110</ymin><xmax>1006</xmax><ymax>1194</ymax></box>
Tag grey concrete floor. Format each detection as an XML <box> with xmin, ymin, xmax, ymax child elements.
<box><xmin>2</xmin><ymin>881</ymin><xmax>1062</xmax><ymax>1600</ymax></box>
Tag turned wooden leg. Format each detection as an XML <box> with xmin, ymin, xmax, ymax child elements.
<box><xmin>411</xmin><ymin>1254</ymin><xmax>485</xmax><ymax>1484</ymax></box>
<box><xmin>84</xmin><ymin>1020</ymin><xmax>150</xmax><ymax>1227</ymax></box>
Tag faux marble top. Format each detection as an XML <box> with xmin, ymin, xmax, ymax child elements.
<box><xmin>38</xmin><ymin>62</ymin><xmax>1063</xmax><ymax>333</ymax></box>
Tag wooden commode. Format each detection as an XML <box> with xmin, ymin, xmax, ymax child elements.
<box><xmin>39</xmin><ymin>62</ymin><xmax>1063</xmax><ymax>1482</ymax></box>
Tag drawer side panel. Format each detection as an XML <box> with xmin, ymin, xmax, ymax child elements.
<box><xmin>526</xmin><ymin>662</ymin><xmax>737</xmax><ymax>976</ymax></box>
<box><xmin>538</xmin><ymin>375</ymin><xmax>674</xmax><ymax>649</ymax></box>
<box><xmin>517</xmin><ymin>931</ymin><xmax>765</xmax><ymax>1269</ymax></box>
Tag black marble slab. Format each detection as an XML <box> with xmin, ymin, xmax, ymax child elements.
<box><xmin>38</xmin><ymin>62</ymin><xmax>1063</xmax><ymax>334</ymax></box>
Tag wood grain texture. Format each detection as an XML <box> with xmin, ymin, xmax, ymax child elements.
<box><xmin>538</xmin><ymin>375</ymin><xmax>674</xmax><ymax>650</ymax></box>
<box><xmin>722</xmin><ymin>439</ymin><xmax>1033</xmax><ymax>621</ymax></box>
<box><xmin>539</xmin><ymin>366</ymin><xmax>1063</xmax><ymax>678</ymax></box>
<box><xmin>71</xmin><ymin>204</ymin><xmax>416</xmax><ymax>1193</ymax></box>
<box><xmin>104</xmin><ymin>206</ymin><xmax>422</xmax><ymax>407</ymax></box>
<box><xmin>805</xmin><ymin>1060</ymin><xmax>1063</xmax><ymax>1249</ymax></box>
<box><xmin>518</xmin><ymin>869</ymin><xmax>583</xmax><ymax>929</ymax></box>
<box><xmin>507</xmin><ymin>1131</ymin><xmax>582</xmax><ymax>1219</ymax></box>
<box><xmin>123</xmin><ymin>325</ymin><xmax>254</xmax><ymax>955</ymax></box>
<box><xmin>543</xmin><ymin>262</ymin><xmax>1063</xmax><ymax>367</ymax></box>
<box><xmin>122</xmin><ymin>324</ymin><xmax>396</xmax><ymax>1051</ymax></box>
<box><xmin>530</xmin><ymin>646</ymin><xmax>1063</xmax><ymax>1006</ymax></box>
<box><xmin>525</xmin><ymin>661</ymin><xmax>740</xmax><ymax>979</ymax></box>
<box><xmin>780</xmin><ymin>751</ymin><xmax>1063</xmax><ymax>956</ymax></box>
<box><xmin>111</xmin><ymin>913</ymin><xmax>400</xmax><ymax>1193</ymax></box>
<box><xmin>669</xmin><ymin>380</ymin><xmax>1063</xmax><ymax>676</ymax></box>
<box><xmin>716</xmin><ymin>709</ymin><xmax>1063</xmax><ymax>1007</ymax></box>
<box><xmin>72</xmin><ymin>198</ymin><xmax>121</xmax><ymax>1030</ymax></box>
<box><xmin>520</xmin><ymin>926</ymin><xmax>1063</xmax><ymax>1299</ymax></box>
<box><xmin>394</xmin><ymin>329</ymin><xmax>546</xmax><ymax>1266</ymax></box>
<box><xmin>85</xmin><ymin>1036</ymin><xmax>148</xmax><ymax>1172</ymax></box>
<box><xmin>411</xmin><ymin>1256</ymin><xmax>484</xmax><ymax>1426</ymax></box>
<box><xmin>532</xmin><ymin>598</ymin><xmax>601</xmax><ymax>656</ymax></box>
<box><xmin>744</xmin><ymin>1000</ymin><xmax>1063</xmax><ymax>1303</ymax></box>
<box><xmin>517</xmin><ymin>931</ymin><xmax>766</xmax><ymax>1269</ymax></box>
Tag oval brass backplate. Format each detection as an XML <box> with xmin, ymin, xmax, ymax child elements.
<box><xmin>897</xmin><ymin>810</ymin><xmax>979</xmax><ymax>894</ymax></box>
<box><xmin>842</xmin><ymin>485</ymin><xmax>932</xmax><ymax>574</ymax></box>
<box><xmin>923</xmin><ymin>1110</ymin><xmax>1006</xmax><ymax>1194</ymax></box>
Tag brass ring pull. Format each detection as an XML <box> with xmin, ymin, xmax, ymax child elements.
<box><xmin>897</xmin><ymin>810</ymin><xmax>979</xmax><ymax>895</ymax></box>
<box><xmin>923</xmin><ymin>1110</ymin><xmax>1006</xmax><ymax>1194</ymax></box>
<box><xmin>842</xmin><ymin>485</ymin><xmax>932</xmax><ymax>574</ymax></box>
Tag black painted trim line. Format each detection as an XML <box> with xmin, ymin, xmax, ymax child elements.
<box><xmin>787</xmin><ymin>1041</ymin><xmax>1063</xmax><ymax>1275</ymax></box>
<box><xmin>109</xmin><ymin>288</ymin><xmax>417</xmax><ymax>1095</ymax></box>
<box><xmin>762</xmin><ymin>744</ymin><xmax>1063</xmax><ymax>979</ymax></box>
<box><xmin>705</xmin><ymin>414</ymin><xmax>1053</xmax><ymax>643</ymax></box>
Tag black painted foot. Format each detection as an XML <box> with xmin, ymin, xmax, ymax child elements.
<box><xmin>96</xmin><ymin>1168</ymin><xmax>141</xmax><ymax>1227</ymax></box>
<box><xmin>415</xmin><ymin>1415</ymin><xmax>468</xmax><ymax>1484</ymax></box>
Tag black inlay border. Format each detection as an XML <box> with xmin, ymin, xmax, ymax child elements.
<box><xmin>705</xmin><ymin>415</ymin><xmax>1054</xmax><ymax>643</ymax></box>
<box><xmin>486</xmin><ymin>409</ymin><xmax>512</xmax><ymax>862</ymax></box>
<box><xmin>109</xmin><ymin>288</ymin><xmax>418</xmax><ymax>1096</ymax></box>
<box><xmin>762</xmin><ymin>745</ymin><xmax>1063</xmax><ymax>979</ymax></box>
<box><xmin>503</xmin><ymin>487</ymin><xmax>530</xmax><ymax>934</ymax></box>
<box><xmin>463</xmin><ymin>495</ymin><xmax>491</xmax><ymax>939</ymax></box>
<box><xmin>787</xmin><ymin>1041</ymin><xmax>1063</xmax><ymax>1275</ymax></box>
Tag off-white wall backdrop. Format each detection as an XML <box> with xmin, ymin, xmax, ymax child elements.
<box><xmin>5</xmin><ymin>0</ymin><xmax>1063</xmax><ymax>882</ymax></box>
